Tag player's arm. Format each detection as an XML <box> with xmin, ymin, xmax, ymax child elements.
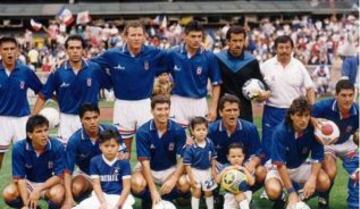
<box><xmin>62</xmin><ymin>139</ymin><xmax>77</xmax><ymax>208</ymax></box>
<box><xmin>208</xmin><ymin>84</ymin><xmax>220</xmax><ymax>122</ymax></box>
<box><xmin>306</xmin><ymin>87</ymin><xmax>316</xmax><ymax>105</ymax></box>
<box><xmin>183</xmin><ymin>146</ymin><xmax>196</xmax><ymax>187</ymax></box>
<box><xmin>114</xmin><ymin>161</ymin><xmax>132</xmax><ymax>209</ymax></box>
<box><xmin>303</xmin><ymin>162</ymin><xmax>321</xmax><ymax>199</ymax></box>
<box><xmin>239</xmin><ymin>167</ymin><xmax>255</xmax><ymax>186</ymax></box>
<box><xmin>16</xmin><ymin>179</ymin><xmax>30</xmax><ymax>208</ymax></box>
<box><xmin>302</xmin><ymin>64</ymin><xmax>316</xmax><ymax>105</ymax></box>
<box><xmin>28</xmin><ymin>175</ymin><xmax>62</xmax><ymax>209</ymax></box>
<box><xmin>160</xmin><ymin>157</ymin><xmax>185</xmax><ymax>195</ymax></box>
<box><xmin>12</xmin><ymin>145</ymin><xmax>30</xmax><ymax>207</ymax></box>
<box><xmin>244</xmin><ymin>126</ymin><xmax>264</xmax><ymax>173</ymax></box>
<box><xmin>141</xmin><ymin>160</ymin><xmax>161</xmax><ymax>204</ymax></box>
<box><xmin>92</xmin><ymin>178</ymin><xmax>107</xmax><ymax>209</ymax></box>
<box><xmin>32</xmin><ymin>72</ymin><xmax>58</xmax><ymax>115</ymax></box>
<box><xmin>276</xmin><ymin>164</ymin><xmax>299</xmax><ymax>204</ymax></box>
<box><xmin>32</xmin><ymin>96</ymin><xmax>47</xmax><ymax>115</ymax></box>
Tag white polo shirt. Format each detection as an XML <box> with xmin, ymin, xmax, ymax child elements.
<box><xmin>260</xmin><ymin>56</ymin><xmax>314</xmax><ymax>108</ymax></box>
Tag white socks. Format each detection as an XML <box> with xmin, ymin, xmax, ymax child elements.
<box><xmin>191</xmin><ymin>197</ymin><xmax>200</xmax><ymax>209</ymax></box>
<box><xmin>205</xmin><ymin>196</ymin><xmax>214</xmax><ymax>209</ymax></box>
<box><xmin>239</xmin><ymin>199</ymin><xmax>250</xmax><ymax>209</ymax></box>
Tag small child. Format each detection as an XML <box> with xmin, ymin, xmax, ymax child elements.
<box><xmin>152</xmin><ymin>72</ymin><xmax>173</xmax><ymax>97</ymax></box>
<box><xmin>216</xmin><ymin>143</ymin><xmax>255</xmax><ymax>209</ymax></box>
<box><xmin>183</xmin><ymin>117</ymin><xmax>217</xmax><ymax>209</ymax></box>
<box><xmin>74</xmin><ymin>129</ymin><xmax>134</xmax><ymax>209</ymax></box>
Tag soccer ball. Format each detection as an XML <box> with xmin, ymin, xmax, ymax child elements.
<box><xmin>221</xmin><ymin>168</ymin><xmax>247</xmax><ymax>194</ymax></box>
<box><xmin>314</xmin><ymin>119</ymin><xmax>340</xmax><ymax>145</ymax></box>
<box><xmin>39</xmin><ymin>107</ymin><xmax>60</xmax><ymax>129</ymax></box>
<box><xmin>287</xmin><ymin>201</ymin><xmax>311</xmax><ymax>209</ymax></box>
<box><xmin>152</xmin><ymin>200</ymin><xmax>176</xmax><ymax>209</ymax></box>
<box><xmin>242</xmin><ymin>78</ymin><xmax>266</xmax><ymax>100</ymax></box>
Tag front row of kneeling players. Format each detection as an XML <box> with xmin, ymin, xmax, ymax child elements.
<box><xmin>3</xmin><ymin>80</ymin><xmax>359</xmax><ymax>209</ymax></box>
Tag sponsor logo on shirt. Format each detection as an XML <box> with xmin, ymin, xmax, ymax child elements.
<box><xmin>174</xmin><ymin>65</ymin><xmax>181</xmax><ymax>71</ymax></box>
<box><xmin>60</xmin><ymin>82</ymin><xmax>70</xmax><ymax>88</ymax></box>
<box><xmin>114</xmin><ymin>64</ymin><xmax>125</xmax><ymax>71</ymax></box>
<box><xmin>150</xmin><ymin>144</ymin><xmax>156</xmax><ymax>149</ymax></box>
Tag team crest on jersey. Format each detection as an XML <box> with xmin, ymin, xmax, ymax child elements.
<box><xmin>113</xmin><ymin>167</ymin><xmax>120</xmax><ymax>175</ymax></box>
<box><xmin>48</xmin><ymin>161</ymin><xmax>54</xmax><ymax>169</ymax></box>
<box><xmin>168</xmin><ymin>142</ymin><xmax>175</xmax><ymax>151</ymax></box>
<box><xmin>150</xmin><ymin>144</ymin><xmax>156</xmax><ymax>149</ymax></box>
<box><xmin>144</xmin><ymin>61</ymin><xmax>149</xmax><ymax>70</ymax></box>
<box><xmin>208</xmin><ymin>151</ymin><xmax>212</xmax><ymax>161</ymax></box>
<box><xmin>196</xmin><ymin>66</ymin><xmax>202</xmax><ymax>75</ymax></box>
<box><xmin>20</xmin><ymin>81</ymin><xmax>25</xmax><ymax>89</ymax></box>
<box><xmin>87</xmin><ymin>78</ymin><xmax>92</xmax><ymax>87</ymax></box>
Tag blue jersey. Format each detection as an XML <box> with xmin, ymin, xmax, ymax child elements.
<box><xmin>183</xmin><ymin>138</ymin><xmax>217</xmax><ymax>170</ymax></box>
<box><xmin>271</xmin><ymin>122</ymin><xmax>324</xmax><ymax>169</ymax></box>
<box><xmin>0</xmin><ymin>61</ymin><xmax>42</xmax><ymax>116</ymax></box>
<box><xmin>12</xmin><ymin>138</ymin><xmax>66</xmax><ymax>183</ymax></box>
<box><xmin>66</xmin><ymin>124</ymin><xmax>126</xmax><ymax>174</ymax></box>
<box><xmin>89</xmin><ymin>155</ymin><xmax>131</xmax><ymax>195</ymax></box>
<box><xmin>208</xmin><ymin>119</ymin><xmax>265</xmax><ymax>164</ymax></box>
<box><xmin>312</xmin><ymin>98</ymin><xmax>359</xmax><ymax>144</ymax></box>
<box><xmin>167</xmin><ymin>45</ymin><xmax>222</xmax><ymax>98</ymax></box>
<box><xmin>40</xmin><ymin>60</ymin><xmax>111</xmax><ymax>114</ymax></box>
<box><xmin>92</xmin><ymin>45</ymin><xmax>167</xmax><ymax>100</ymax></box>
<box><xmin>136</xmin><ymin>119</ymin><xmax>186</xmax><ymax>171</ymax></box>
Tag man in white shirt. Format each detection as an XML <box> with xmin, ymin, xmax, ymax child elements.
<box><xmin>260</xmin><ymin>35</ymin><xmax>315</xmax><ymax>162</ymax></box>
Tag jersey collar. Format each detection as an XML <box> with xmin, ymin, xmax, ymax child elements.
<box><xmin>26</xmin><ymin>139</ymin><xmax>52</xmax><ymax>152</ymax></box>
<box><xmin>64</xmin><ymin>59</ymin><xmax>89</xmax><ymax>71</ymax></box>
<box><xmin>149</xmin><ymin>119</ymin><xmax>173</xmax><ymax>131</ymax></box>
<box><xmin>218</xmin><ymin>119</ymin><xmax>243</xmax><ymax>132</ymax></box>
<box><xmin>331</xmin><ymin>99</ymin><xmax>358</xmax><ymax>119</ymax></box>
<box><xmin>0</xmin><ymin>60</ymin><xmax>22</xmax><ymax>71</ymax></box>
<box><xmin>81</xmin><ymin>124</ymin><xmax>105</xmax><ymax>140</ymax></box>
<box><xmin>121</xmin><ymin>43</ymin><xmax>145</xmax><ymax>57</ymax></box>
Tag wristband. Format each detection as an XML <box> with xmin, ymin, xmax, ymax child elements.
<box><xmin>287</xmin><ymin>187</ymin><xmax>296</xmax><ymax>194</ymax></box>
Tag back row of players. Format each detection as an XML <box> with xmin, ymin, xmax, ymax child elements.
<box><xmin>0</xmin><ymin>20</ymin><xmax>358</xmax><ymax>209</ymax></box>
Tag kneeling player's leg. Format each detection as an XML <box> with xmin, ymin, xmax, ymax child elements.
<box><xmin>3</xmin><ymin>183</ymin><xmax>24</xmax><ymax>208</ymax></box>
<box><xmin>131</xmin><ymin>171</ymin><xmax>148</xmax><ymax>194</ymax></box>
<box><xmin>176</xmin><ymin>174</ymin><xmax>190</xmax><ymax>193</ymax></box>
<box><xmin>322</xmin><ymin>154</ymin><xmax>337</xmax><ymax>181</ymax></box>
<box><xmin>72</xmin><ymin>175</ymin><xmax>92</xmax><ymax>200</ymax></box>
<box><xmin>316</xmin><ymin>169</ymin><xmax>331</xmax><ymax>192</ymax></box>
<box><xmin>265</xmin><ymin>178</ymin><xmax>283</xmax><ymax>200</ymax></box>
<box><xmin>46</xmin><ymin>183</ymin><xmax>65</xmax><ymax>208</ymax></box>
<box><xmin>255</xmin><ymin>165</ymin><xmax>267</xmax><ymax>184</ymax></box>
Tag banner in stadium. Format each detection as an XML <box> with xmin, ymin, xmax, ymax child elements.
<box><xmin>57</xmin><ymin>6</ymin><xmax>74</xmax><ymax>26</ymax></box>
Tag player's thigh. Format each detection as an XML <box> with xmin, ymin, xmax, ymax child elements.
<box><xmin>3</xmin><ymin>183</ymin><xmax>20</xmax><ymax>200</ymax></box>
<box><xmin>114</xmin><ymin>99</ymin><xmax>137</xmax><ymax>138</ymax></box>
<box><xmin>13</xmin><ymin>116</ymin><xmax>28</xmax><ymax>142</ymax></box>
<box><xmin>0</xmin><ymin>116</ymin><xmax>16</xmax><ymax>152</ymax></box>
<box><xmin>72</xmin><ymin>175</ymin><xmax>92</xmax><ymax>194</ymax></box>
<box><xmin>45</xmin><ymin>183</ymin><xmax>65</xmax><ymax>202</ymax></box>
<box><xmin>322</xmin><ymin>153</ymin><xmax>337</xmax><ymax>179</ymax></box>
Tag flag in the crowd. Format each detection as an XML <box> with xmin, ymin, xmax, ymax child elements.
<box><xmin>76</xmin><ymin>11</ymin><xmax>91</xmax><ymax>25</ymax></box>
<box><xmin>30</xmin><ymin>19</ymin><xmax>42</xmax><ymax>31</ymax></box>
<box><xmin>180</xmin><ymin>16</ymin><xmax>193</xmax><ymax>25</ymax></box>
<box><xmin>57</xmin><ymin>6</ymin><xmax>74</xmax><ymax>26</ymax></box>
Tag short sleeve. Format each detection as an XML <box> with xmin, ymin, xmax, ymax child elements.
<box><xmin>136</xmin><ymin>130</ymin><xmax>151</xmax><ymax>161</ymax></box>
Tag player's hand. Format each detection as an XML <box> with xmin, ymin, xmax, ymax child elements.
<box><xmin>99</xmin><ymin>202</ymin><xmax>108</xmax><ymax>209</ymax></box>
<box><xmin>186</xmin><ymin>136</ymin><xmax>194</xmax><ymax>145</ymax></box>
<box><xmin>287</xmin><ymin>192</ymin><xmax>300</xmax><ymax>206</ymax></box>
<box><xmin>254</xmin><ymin>90</ymin><xmax>270</xmax><ymax>102</ymax></box>
<box><xmin>28</xmin><ymin>190</ymin><xmax>41</xmax><ymax>209</ymax></box>
<box><xmin>207</xmin><ymin>109</ymin><xmax>217</xmax><ymax>122</ymax></box>
<box><xmin>151</xmin><ymin>190</ymin><xmax>162</xmax><ymax>205</ymax></box>
<box><xmin>160</xmin><ymin>176</ymin><xmax>177</xmax><ymax>195</ymax></box>
<box><xmin>303</xmin><ymin>176</ymin><xmax>316</xmax><ymax>199</ymax></box>
<box><xmin>310</xmin><ymin>117</ymin><xmax>322</xmax><ymax>129</ymax></box>
<box><xmin>21</xmin><ymin>207</ymin><xmax>29</xmax><ymax>209</ymax></box>
<box><xmin>244</xmin><ymin>162</ymin><xmax>256</xmax><ymax>174</ymax></box>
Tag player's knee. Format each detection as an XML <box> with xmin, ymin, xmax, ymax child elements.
<box><xmin>255</xmin><ymin>166</ymin><xmax>267</xmax><ymax>183</ymax></box>
<box><xmin>72</xmin><ymin>180</ymin><xmax>86</xmax><ymax>197</ymax></box>
<box><xmin>131</xmin><ymin>172</ymin><xmax>147</xmax><ymax>194</ymax></box>
<box><xmin>265</xmin><ymin>180</ymin><xmax>282</xmax><ymax>200</ymax></box>
<box><xmin>323</xmin><ymin>157</ymin><xmax>337</xmax><ymax>180</ymax></box>
<box><xmin>48</xmin><ymin>184</ymin><xmax>65</xmax><ymax>205</ymax></box>
<box><xmin>3</xmin><ymin>184</ymin><xmax>18</xmax><ymax>201</ymax></box>
<box><xmin>176</xmin><ymin>175</ymin><xmax>190</xmax><ymax>193</ymax></box>
<box><xmin>192</xmin><ymin>188</ymin><xmax>201</xmax><ymax>198</ymax></box>
<box><xmin>317</xmin><ymin>171</ymin><xmax>331</xmax><ymax>192</ymax></box>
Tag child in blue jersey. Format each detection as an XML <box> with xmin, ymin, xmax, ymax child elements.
<box><xmin>74</xmin><ymin>129</ymin><xmax>134</xmax><ymax>209</ymax></box>
<box><xmin>216</xmin><ymin>143</ymin><xmax>255</xmax><ymax>209</ymax></box>
<box><xmin>184</xmin><ymin>116</ymin><xmax>217</xmax><ymax>209</ymax></box>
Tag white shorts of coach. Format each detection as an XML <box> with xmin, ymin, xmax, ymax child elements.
<box><xmin>186</xmin><ymin>168</ymin><xmax>217</xmax><ymax>192</ymax></box>
<box><xmin>0</xmin><ymin>115</ymin><xmax>28</xmax><ymax>152</ymax></box>
<box><xmin>73</xmin><ymin>191</ymin><xmax>135</xmax><ymax>209</ymax></box>
<box><xmin>265</xmin><ymin>160</ymin><xmax>312</xmax><ymax>184</ymax></box>
<box><xmin>170</xmin><ymin>95</ymin><xmax>208</xmax><ymax>127</ymax></box>
<box><xmin>324</xmin><ymin>136</ymin><xmax>358</xmax><ymax>160</ymax></box>
<box><xmin>223</xmin><ymin>191</ymin><xmax>252</xmax><ymax>209</ymax></box>
<box><xmin>58</xmin><ymin>113</ymin><xmax>81</xmax><ymax>143</ymax></box>
<box><xmin>114</xmin><ymin>98</ymin><xmax>152</xmax><ymax>139</ymax></box>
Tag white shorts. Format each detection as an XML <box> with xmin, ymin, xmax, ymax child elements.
<box><xmin>73</xmin><ymin>192</ymin><xmax>135</xmax><ymax>209</ymax></box>
<box><xmin>170</xmin><ymin>95</ymin><xmax>208</xmax><ymax>127</ymax></box>
<box><xmin>135</xmin><ymin>163</ymin><xmax>176</xmax><ymax>185</ymax></box>
<box><xmin>325</xmin><ymin>136</ymin><xmax>358</xmax><ymax>160</ymax></box>
<box><xmin>0</xmin><ymin>115</ymin><xmax>28</xmax><ymax>152</ymax></box>
<box><xmin>114</xmin><ymin>98</ymin><xmax>152</xmax><ymax>139</ymax></box>
<box><xmin>25</xmin><ymin>180</ymin><xmax>47</xmax><ymax>198</ymax></box>
<box><xmin>223</xmin><ymin>191</ymin><xmax>252</xmax><ymax>209</ymax></box>
<box><xmin>265</xmin><ymin>161</ymin><xmax>312</xmax><ymax>184</ymax></box>
<box><xmin>58</xmin><ymin>113</ymin><xmax>81</xmax><ymax>143</ymax></box>
<box><xmin>186</xmin><ymin>168</ymin><xmax>217</xmax><ymax>192</ymax></box>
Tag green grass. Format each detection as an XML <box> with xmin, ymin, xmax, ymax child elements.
<box><xmin>0</xmin><ymin>116</ymin><xmax>350</xmax><ymax>209</ymax></box>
